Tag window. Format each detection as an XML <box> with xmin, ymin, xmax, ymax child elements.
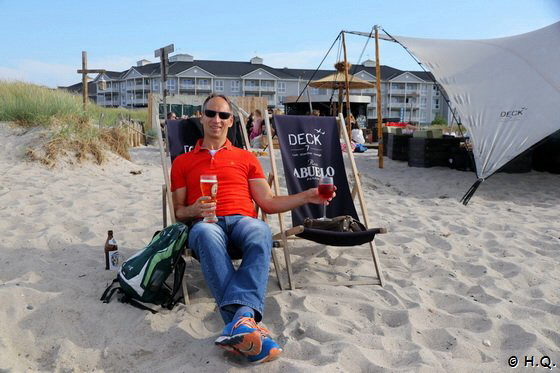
<box><xmin>198</xmin><ymin>79</ymin><xmax>210</xmax><ymax>89</ymax></box>
<box><xmin>166</xmin><ymin>79</ymin><xmax>176</xmax><ymax>91</ymax></box>
<box><xmin>152</xmin><ymin>79</ymin><xmax>160</xmax><ymax>92</ymax></box>
<box><xmin>214</xmin><ymin>80</ymin><xmax>224</xmax><ymax>92</ymax></box>
<box><xmin>261</xmin><ymin>80</ymin><xmax>273</xmax><ymax>91</ymax></box>
<box><xmin>311</xmin><ymin>87</ymin><xmax>319</xmax><ymax>95</ymax></box>
<box><xmin>406</xmin><ymin>83</ymin><xmax>418</xmax><ymax>90</ymax></box>
<box><xmin>180</xmin><ymin>78</ymin><xmax>194</xmax><ymax>89</ymax></box>
<box><xmin>278</xmin><ymin>95</ymin><xmax>285</xmax><ymax>104</ymax></box>
<box><xmin>231</xmin><ymin>80</ymin><xmax>241</xmax><ymax>92</ymax></box>
<box><xmin>278</xmin><ymin>81</ymin><xmax>286</xmax><ymax>93</ymax></box>
<box><xmin>245</xmin><ymin>80</ymin><xmax>258</xmax><ymax>89</ymax></box>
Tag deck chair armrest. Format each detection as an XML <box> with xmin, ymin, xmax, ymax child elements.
<box><xmin>272</xmin><ymin>225</ymin><xmax>304</xmax><ymax>241</ymax></box>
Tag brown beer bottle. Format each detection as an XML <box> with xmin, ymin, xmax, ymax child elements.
<box><xmin>104</xmin><ymin>230</ymin><xmax>118</xmax><ymax>270</ymax></box>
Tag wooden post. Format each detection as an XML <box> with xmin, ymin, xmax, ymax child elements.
<box><xmin>306</xmin><ymin>87</ymin><xmax>313</xmax><ymax>114</ymax></box>
<box><xmin>338</xmin><ymin>113</ymin><xmax>385</xmax><ymax>286</ymax></box>
<box><xmin>147</xmin><ymin>93</ymin><xmax>153</xmax><ymax>131</ymax></box>
<box><xmin>81</xmin><ymin>52</ymin><xmax>88</xmax><ymax>109</ymax></box>
<box><xmin>154</xmin><ymin>44</ymin><xmax>174</xmax><ymax>155</ymax></box>
<box><xmin>375</xmin><ymin>26</ymin><xmax>384</xmax><ymax>169</ymax></box>
<box><xmin>341</xmin><ymin>33</ymin><xmax>352</xmax><ymax>136</ymax></box>
<box><xmin>77</xmin><ymin>51</ymin><xmax>106</xmax><ymax>111</ymax></box>
<box><xmin>264</xmin><ymin>113</ymin><xmax>289</xmax><ymax>290</ymax></box>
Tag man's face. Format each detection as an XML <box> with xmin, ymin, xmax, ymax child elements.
<box><xmin>201</xmin><ymin>97</ymin><xmax>234</xmax><ymax>141</ymax></box>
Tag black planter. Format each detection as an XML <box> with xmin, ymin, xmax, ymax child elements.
<box><xmin>408</xmin><ymin>137</ymin><xmax>461</xmax><ymax>168</ymax></box>
<box><xmin>386</xmin><ymin>133</ymin><xmax>412</xmax><ymax>161</ymax></box>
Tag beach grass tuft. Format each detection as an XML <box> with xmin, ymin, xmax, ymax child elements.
<box><xmin>0</xmin><ymin>81</ymin><xmax>146</xmax><ymax>166</ymax></box>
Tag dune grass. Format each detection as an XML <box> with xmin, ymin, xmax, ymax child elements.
<box><xmin>0</xmin><ymin>81</ymin><xmax>147</xmax><ymax>167</ymax></box>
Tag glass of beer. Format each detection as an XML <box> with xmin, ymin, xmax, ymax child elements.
<box><xmin>318</xmin><ymin>176</ymin><xmax>334</xmax><ymax>220</ymax></box>
<box><xmin>200</xmin><ymin>174</ymin><xmax>218</xmax><ymax>223</ymax></box>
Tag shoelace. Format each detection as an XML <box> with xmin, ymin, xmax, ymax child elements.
<box><xmin>232</xmin><ymin>317</ymin><xmax>271</xmax><ymax>339</ymax></box>
<box><xmin>233</xmin><ymin>316</ymin><xmax>258</xmax><ymax>330</ymax></box>
<box><xmin>256</xmin><ymin>324</ymin><xmax>271</xmax><ymax>338</ymax></box>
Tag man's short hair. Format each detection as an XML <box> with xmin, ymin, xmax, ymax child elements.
<box><xmin>202</xmin><ymin>93</ymin><xmax>233</xmax><ymax>113</ymax></box>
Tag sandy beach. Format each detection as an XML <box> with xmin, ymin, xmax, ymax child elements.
<box><xmin>1</xmin><ymin>121</ymin><xmax>559</xmax><ymax>372</ymax></box>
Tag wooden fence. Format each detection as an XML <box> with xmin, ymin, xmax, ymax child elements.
<box><xmin>121</xmin><ymin>120</ymin><xmax>146</xmax><ymax>147</ymax></box>
<box><xmin>230</xmin><ymin>96</ymin><xmax>268</xmax><ymax>116</ymax></box>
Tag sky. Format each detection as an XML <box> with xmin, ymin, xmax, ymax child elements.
<box><xmin>1</xmin><ymin>0</ymin><xmax>559</xmax><ymax>88</ymax></box>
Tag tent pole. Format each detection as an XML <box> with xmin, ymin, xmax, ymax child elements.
<box><xmin>306</xmin><ymin>87</ymin><xmax>313</xmax><ymax>114</ymax></box>
<box><xmin>341</xmin><ymin>32</ymin><xmax>352</xmax><ymax>135</ymax></box>
<box><xmin>375</xmin><ymin>25</ymin><xmax>384</xmax><ymax>169</ymax></box>
<box><xmin>460</xmin><ymin>178</ymin><xmax>484</xmax><ymax>205</ymax></box>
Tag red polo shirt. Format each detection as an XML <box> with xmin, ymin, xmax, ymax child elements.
<box><xmin>170</xmin><ymin>139</ymin><xmax>265</xmax><ymax>218</ymax></box>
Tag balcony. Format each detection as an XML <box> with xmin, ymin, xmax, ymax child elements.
<box><xmin>197</xmin><ymin>84</ymin><xmax>212</xmax><ymax>91</ymax></box>
<box><xmin>260</xmin><ymin>85</ymin><xmax>275</xmax><ymax>92</ymax></box>
<box><xmin>243</xmin><ymin>85</ymin><xmax>260</xmax><ymax>92</ymax></box>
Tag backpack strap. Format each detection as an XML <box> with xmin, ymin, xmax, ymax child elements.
<box><xmin>162</xmin><ymin>255</ymin><xmax>186</xmax><ymax>310</ymax></box>
<box><xmin>123</xmin><ymin>296</ymin><xmax>159</xmax><ymax>314</ymax></box>
<box><xmin>100</xmin><ymin>278</ymin><xmax>120</xmax><ymax>302</ymax></box>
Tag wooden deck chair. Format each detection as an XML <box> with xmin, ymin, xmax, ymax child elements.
<box><xmin>157</xmin><ymin>107</ymin><xmax>283</xmax><ymax>303</ymax></box>
<box><xmin>263</xmin><ymin>113</ymin><xmax>386</xmax><ymax>290</ymax></box>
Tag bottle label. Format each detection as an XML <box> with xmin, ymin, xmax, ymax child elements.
<box><xmin>108</xmin><ymin>250</ymin><xmax>120</xmax><ymax>270</ymax></box>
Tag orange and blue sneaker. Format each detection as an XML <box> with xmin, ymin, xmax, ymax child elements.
<box><xmin>215</xmin><ymin>313</ymin><xmax>262</xmax><ymax>356</ymax></box>
<box><xmin>247</xmin><ymin>331</ymin><xmax>283</xmax><ymax>364</ymax></box>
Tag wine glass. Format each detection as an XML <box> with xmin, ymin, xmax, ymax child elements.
<box><xmin>200</xmin><ymin>174</ymin><xmax>218</xmax><ymax>223</ymax></box>
<box><xmin>317</xmin><ymin>176</ymin><xmax>334</xmax><ymax>220</ymax></box>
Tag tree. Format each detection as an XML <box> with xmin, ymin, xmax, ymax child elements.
<box><xmin>431</xmin><ymin>116</ymin><xmax>447</xmax><ymax>125</ymax></box>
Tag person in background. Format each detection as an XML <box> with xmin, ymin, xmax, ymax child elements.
<box><xmin>249</xmin><ymin>109</ymin><xmax>263</xmax><ymax>140</ymax></box>
<box><xmin>170</xmin><ymin>93</ymin><xmax>335</xmax><ymax>364</ymax></box>
<box><xmin>246</xmin><ymin>112</ymin><xmax>254</xmax><ymax>136</ymax></box>
<box><xmin>351</xmin><ymin>122</ymin><xmax>366</xmax><ymax>145</ymax></box>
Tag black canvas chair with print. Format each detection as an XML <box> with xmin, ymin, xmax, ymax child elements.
<box><xmin>262</xmin><ymin>113</ymin><xmax>386</xmax><ymax>290</ymax></box>
<box><xmin>158</xmin><ymin>107</ymin><xmax>284</xmax><ymax>304</ymax></box>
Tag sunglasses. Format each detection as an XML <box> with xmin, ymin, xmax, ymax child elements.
<box><xmin>204</xmin><ymin>109</ymin><xmax>232</xmax><ymax>120</ymax></box>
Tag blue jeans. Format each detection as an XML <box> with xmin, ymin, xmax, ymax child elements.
<box><xmin>188</xmin><ymin>215</ymin><xmax>272</xmax><ymax>324</ymax></box>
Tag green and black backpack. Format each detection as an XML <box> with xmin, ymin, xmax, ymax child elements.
<box><xmin>100</xmin><ymin>223</ymin><xmax>189</xmax><ymax>313</ymax></box>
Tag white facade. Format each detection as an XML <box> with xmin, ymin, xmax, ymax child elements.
<box><xmin>93</xmin><ymin>57</ymin><xmax>449</xmax><ymax>125</ymax></box>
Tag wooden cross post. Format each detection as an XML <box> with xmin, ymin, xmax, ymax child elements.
<box><xmin>154</xmin><ymin>44</ymin><xmax>174</xmax><ymax>124</ymax></box>
<box><xmin>76</xmin><ymin>51</ymin><xmax>106</xmax><ymax>110</ymax></box>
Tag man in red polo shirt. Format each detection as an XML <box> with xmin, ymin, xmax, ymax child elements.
<box><xmin>170</xmin><ymin>94</ymin><xmax>333</xmax><ymax>364</ymax></box>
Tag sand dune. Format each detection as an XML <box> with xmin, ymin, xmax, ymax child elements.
<box><xmin>1</xmin><ymin>122</ymin><xmax>559</xmax><ymax>372</ymax></box>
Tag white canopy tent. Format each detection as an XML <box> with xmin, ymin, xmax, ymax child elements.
<box><xmin>349</xmin><ymin>22</ymin><xmax>560</xmax><ymax>203</ymax></box>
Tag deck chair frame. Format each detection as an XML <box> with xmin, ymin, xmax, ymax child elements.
<box><xmin>263</xmin><ymin>113</ymin><xmax>385</xmax><ymax>290</ymax></box>
<box><xmin>157</xmin><ymin>102</ymin><xmax>284</xmax><ymax>303</ymax></box>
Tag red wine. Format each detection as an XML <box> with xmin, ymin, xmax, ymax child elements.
<box><xmin>318</xmin><ymin>183</ymin><xmax>334</xmax><ymax>199</ymax></box>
